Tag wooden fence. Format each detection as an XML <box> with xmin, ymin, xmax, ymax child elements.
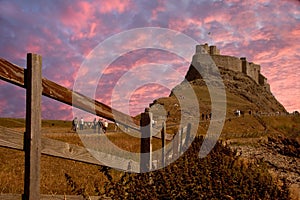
<box><xmin>0</xmin><ymin>54</ymin><xmax>191</xmax><ymax>199</ymax></box>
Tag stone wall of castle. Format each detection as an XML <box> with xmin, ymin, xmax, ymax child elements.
<box><xmin>193</xmin><ymin>44</ymin><xmax>270</xmax><ymax>92</ymax></box>
<box><xmin>240</xmin><ymin>57</ymin><xmax>261</xmax><ymax>84</ymax></box>
<box><xmin>248</xmin><ymin>62</ymin><xmax>260</xmax><ymax>84</ymax></box>
<box><xmin>210</xmin><ymin>55</ymin><xmax>242</xmax><ymax>73</ymax></box>
<box><xmin>259</xmin><ymin>74</ymin><xmax>270</xmax><ymax>92</ymax></box>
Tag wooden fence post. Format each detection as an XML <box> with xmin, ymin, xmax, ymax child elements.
<box><xmin>140</xmin><ymin>108</ymin><xmax>152</xmax><ymax>173</ymax></box>
<box><xmin>185</xmin><ymin>123</ymin><xmax>191</xmax><ymax>147</ymax></box>
<box><xmin>23</xmin><ymin>53</ymin><xmax>42</xmax><ymax>200</ymax></box>
<box><xmin>182</xmin><ymin>123</ymin><xmax>192</xmax><ymax>152</ymax></box>
<box><xmin>172</xmin><ymin>131</ymin><xmax>179</xmax><ymax>160</ymax></box>
<box><xmin>161</xmin><ymin>121</ymin><xmax>166</xmax><ymax>167</ymax></box>
<box><xmin>179</xmin><ymin>127</ymin><xmax>184</xmax><ymax>154</ymax></box>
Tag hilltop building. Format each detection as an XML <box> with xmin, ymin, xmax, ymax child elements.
<box><xmin>192</xmin><ymin>43</ymin><xmax>270</xmax><ymax>92</ymax></box>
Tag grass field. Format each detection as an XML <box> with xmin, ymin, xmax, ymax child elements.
<box><xmin>0</xmin><ymin>118</ymin><xmax>167</xmax><ymax>195</ymax></box>
<box><xmin>0</xmin><ymin>115</ymin><xmax>299</xmax><ymax>196</ymax></box>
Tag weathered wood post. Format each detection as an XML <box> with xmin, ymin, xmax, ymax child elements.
<box><xmin>185</xmin><ymin>123</ymin><xmax>191</xmax><ymax>148</ymax></box>
<box><xmin>23</xmin><ymin>53</ymin><xmax>42</xmax><ymax>200</ymax></box>
<box><xmin>179</xmin><ymin>127</ymin><xmax>183</xmax><ymax>154</ymax></box>
<box><xmin>172</xmin><ymin>130</ymin><xmax>180</xmax><ymax>160</ymax></box>
<box><xmin>161</xmin><ymin>121</ymin><xmax>166</xmax><ymax>168</ymax></box>
<box><xmin>140</xmin><ymin>108</ymin><xmax>152</xmax><ymax>173</ymax></box>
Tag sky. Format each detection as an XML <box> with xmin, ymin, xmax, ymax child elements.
<box><xmin>0</xmin><ymin>0</ymin><xmax>299</xmax><ymax>120</ymax></box>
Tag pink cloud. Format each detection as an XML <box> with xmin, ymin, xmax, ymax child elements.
<box><xmin>1</xmin><ymin>0</ymin><xmax>299</xmax><ymax>120</ymax></box>
<box><xmin>59</xmin><ymin>2</ymin><xmax>95</xmax><ymax>28</ymax></box>
<box><xmin>42</xmin><ymin>97</ymin><xmax>73</xmax><ymax>120</ymax></box>
<box><xmin>0</xmin><ymin>98</ymin><xmax>7</xmax><ymax>114</ymax></box>
<box><xmin>128</xmin><ymin>84</ymin><xmax>170</xmax><ymax>116</ymax></box>
<box><xmin>99</xmin><ymin>0</ymin><xmax>132</xmax><ymax>14</ymax></box>
<box><xmin>151</xmin><ymin>0</ymin><xmax>166</xmax><ymax>20</ymax></box>
<box><xmin>57</xmin><ymin>1</ymin><xmax>104</xmax><ymax>42</ymax></box>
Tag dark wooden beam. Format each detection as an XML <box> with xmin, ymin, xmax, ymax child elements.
<box><xmin>140</xmin><ymin>108</ymin><xmax>153</xmax><ymax>173</ymax></box>
<box><xmin>161</xmin><ymin>121</ymin><xmax>166</xmax><ymax>167</ymax></box>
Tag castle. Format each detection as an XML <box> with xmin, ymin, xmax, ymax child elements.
<box><xmin>193</xmin><ymin>43</ymin><xmax>270</xmax><ymax>92</ymax></box>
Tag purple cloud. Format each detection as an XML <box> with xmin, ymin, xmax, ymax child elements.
<box><xmin>0</xmin><ymin>0</ymin><xmax>299</xmax><ymax>120</ymax></box>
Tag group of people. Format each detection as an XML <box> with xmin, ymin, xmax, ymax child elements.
<box><xmin>92</xmin><ymin>117</ymin><xmax>109</xmax><ymax>134</ymax></box>
<box><xmin>201</xmin><ymin>113</ymin><xmax>212</xmax><ymax>120</ymax></box>
<box><xmin>71</xmin><ymin>117</ymin><xmax>84</xmax><ymax>131</ymax></box>
<box><xmin>72</xmin><ymin>117</ymin><xmax>108</xmax><ymax>134</ymax></box>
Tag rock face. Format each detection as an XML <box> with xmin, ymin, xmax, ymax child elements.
<box><xmin>232</xmin><ymin>136</ymin><xmax>300</xmax><ymax>183</ymax></box>
<box><xmin>230</xmin><ymin>136</ymin><xmax>300</xmax><ymax>200</ymax></box>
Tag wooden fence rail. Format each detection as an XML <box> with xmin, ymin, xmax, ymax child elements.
<box><xmin>0</xmin><ymin>126</ymin><xmax>139</xmax><ymax>171</ymax></box>
<box><xmin>0</xmin><ymin>57</ymin><xmax>174</xmax><ymax>140</ymax></box>
<box><xmin>0</xmin><ymin>57</ymin><xmax>139</xmax><ymax>130</ymax></box>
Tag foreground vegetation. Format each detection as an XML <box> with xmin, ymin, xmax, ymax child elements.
<box><xmin>66</xmin><ymin>136</ymin><xmax>289</xmax><ymax>199</ymax></box>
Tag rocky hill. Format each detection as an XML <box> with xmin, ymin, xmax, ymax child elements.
<box><xmin>149</xmin><ymin>50</ymin><xmax>299</xmax><ymax>199</ymax></box>
<box><xmin>149</xmin><ymin>64</ymin><xmax>287</xmax><ymax>129</ymax></box>
<box><xmin>185</xmin><ymin>65</ymin><xmax>286</xmax><ymax>114</ymax></box>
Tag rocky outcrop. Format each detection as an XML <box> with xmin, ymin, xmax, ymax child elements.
<box><xmin>230</xmin><ymin>136</ymin><xmax>300</xmax><ymax>199</ymax></box>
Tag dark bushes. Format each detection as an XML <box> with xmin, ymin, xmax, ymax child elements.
<box><xmin>68</xmin><ymin>136</ymin><xmax>290</xmax><ymax>199</ymax></box>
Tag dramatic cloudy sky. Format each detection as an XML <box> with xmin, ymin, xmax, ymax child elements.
<box><xmin>0</xmin><ymin>0</ymin><xmax>299</xmax><ymax>120</ymax></box>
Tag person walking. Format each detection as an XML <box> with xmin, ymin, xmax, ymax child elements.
<box><xmin>80</xmin><ymin>117</ymin><xmax>84</xmax><ymax>130</ymax></box>
<box><xmin>114</xmin><ymin>122</ymin><xmax>119</xmax><ymax>132</ymax></box>
<box><xmin>72</xmin><ymin>117</ymin><xmax>78</xmax><ymax>131</ymax></box>
<box><xmin>97</xmin><ymin>118</ymin><xmax>103</xmax><ymax>134</ymax></box>
<box><xmin>93</xmin><ymin>118</ymin><xmax>97</xmax><ymax>133</ymax></box>
<box><xmin>103</xmin><ymin>120</ymin><xmax>108</xmax><ymax>133</ymax></box>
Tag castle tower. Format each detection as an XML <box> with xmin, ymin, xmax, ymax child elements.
<box><xmin>196</xmin><ymin>43</ymin><xmax>209</xmax><ymax>54</ymax></box>
<box><xmin>209</xmin><ymin>45</ymin><xmax>220</xmax><ymax>55</ymax></box>
<box><xmin>240</xmin><ymin>57</ymin><xmax>248</xmax><ymax>74</ymax></box>
<box><xmin>195</xmin><ymin>43</ymin><xmax>220</xmax><ymax>55</ymax></box>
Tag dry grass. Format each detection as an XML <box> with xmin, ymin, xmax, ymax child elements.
<box><xmin>0</xmin><ymin>146</ymin><xmax>113</xmax><ymax>195</ymax></box>
<box><xmin>0</xmin><ymin>119</ymin><xmax>165</xmax><ymax>195</ymax></box>
<box><xmin>0</xmin><ymin>115</ymin><xmax>299</xmax><ymax>195</ymax></box>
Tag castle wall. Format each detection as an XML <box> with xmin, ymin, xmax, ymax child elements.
<box><xmin>264</xmin><ymin>83</ymin><xmax>270</xmax><ymax>92</ymax></box>
<box><xmin>241</xmin><ymin>58</ymin><xmax>260</xmax><ymax>84</ymax></box>
<box><xmin>259</xmin><ymin>74</ymin><xmax>267</xmax><ymax>85</ymax></box>
<box><xmin>193</xmin><ymin>44</ymin><xmax>269</xmax><ymax>91</ymax></box>
<box><xmin>211</xmin><ymin>55</ymin><xmax>242</xmax><ymax>72</ymax></box>
<box><xmin>259</xmin><ymin>74</ymin><xmax>270</xmax><ymax>92</ymax></box>
<box><xmin>248</xmin><ymin>62</ymin><xmax>260</xmax><ymax>84</ymax></box>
